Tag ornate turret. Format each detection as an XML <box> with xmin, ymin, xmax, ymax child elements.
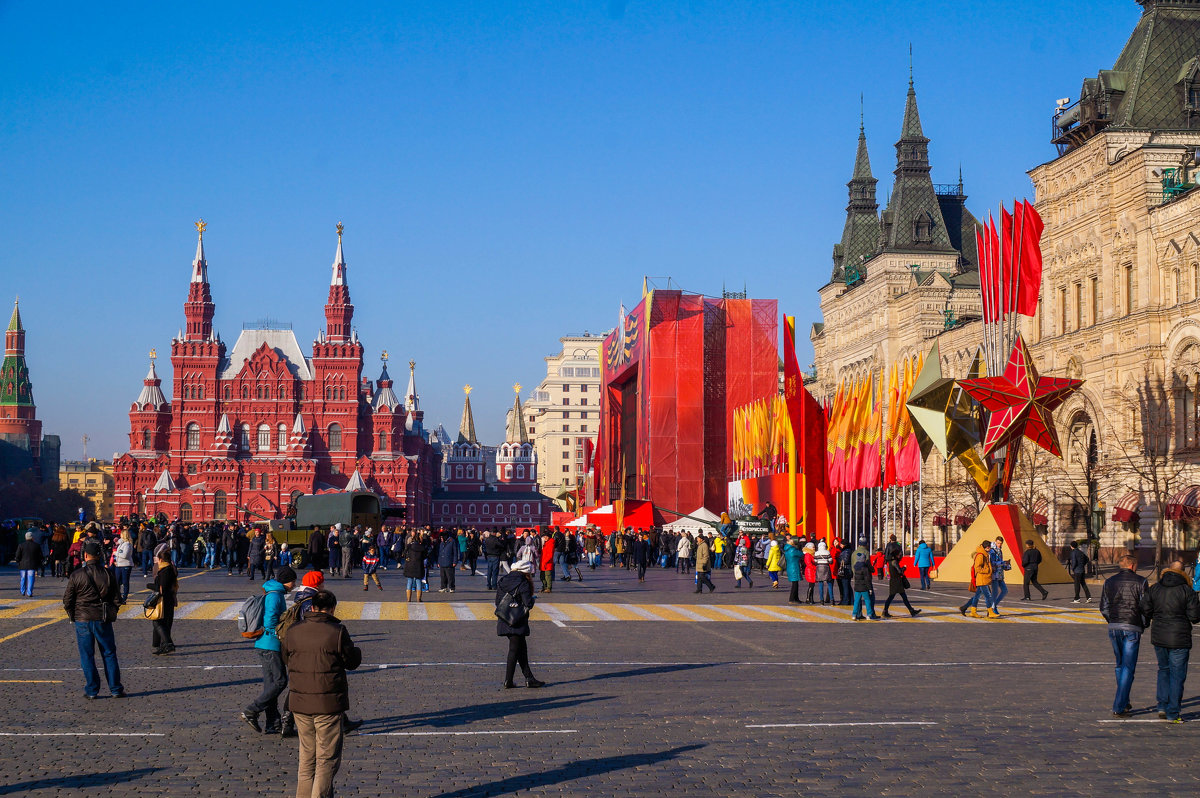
<box><xmin>372</xmin><ymin>352</ymin><xmax>400</xmax><ymax>412</ymax></box>
<box><xmin>403</xmin><ymin>359</ymin><xmax>424</xmax><ymax>436</ymax></box>
<box><xmin>129</xmin><ymin>350</ymin><xmax>171</xmax><ymax>453</ymax></box>
<box><xmin>1</xmin><ymin>299</ymin><xmax>32</xmax><ymax>408</ymax></box>
<box><xmin>457</xmin><ymin>384</ymin><xmax>478</xmax><ymax>445</ymax></box>
<box><xmin>832</xmin><ymin>112</ymin><xmax>882</xmax><ymax>284</ymax></box>
<box><xmin>0</xmin><ymin>297</ymin><xmax>45</xmax><ymax>473</ymax></box>
<box><xmin>184</xmin><ymin>220</ymin><xmax>215</xmax><ymax>342</ymax></box>
<box><xmin>505</xmin><ymin>384</ymin><xmax>529</xmax><ymax>444</ymax></box>
<box><xmin>879</xmin><ymin>77</ymin><xmax>954</xmax><ymax>253</ymax></box>
<box><xmin>212</xmin><ymin>412</ymin><xmax>235</xmax><ymax>455</ymax></box>
<box><xmin>287</xmin><ymin>412</ymin><xmax>310</xmax><ymax>455</ymax></box>
<box><xmin>324</xmin><ymin>222</ymin><xmax>354</xmax><ymax>342</ymax></box>
<box><xmin>496</xmin><ymin>383</ymin><xmax>536</xmax><ymax>490</ymax></box>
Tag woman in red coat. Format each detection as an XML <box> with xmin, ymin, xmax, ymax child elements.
<box><xmin>539</xmin><ymin>532</ymin><xmax>556</xmax><ymax>593</ymax></box>
<box><xmin>802</xmin><ymin>543</ymin><xmax>818</xmax><ymax>604</ymax></box>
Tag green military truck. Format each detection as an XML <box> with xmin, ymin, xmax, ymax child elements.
<box><xmin>274</xmin><ymin>492</ymin><xmax>405</xmax><ymax>568</ymax></box>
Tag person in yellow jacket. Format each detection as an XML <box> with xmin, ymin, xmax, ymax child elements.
<box><xmin>958</xmin><ymin>540</ymin><xmax>997</xmax><ymax>618</ymax></box>
<box><xmin>711</xmin><ymin>534</ymin><xmax>727</xmax><ymax>569</ymax></box>
<box><xmin>765</xmin><ymin>532</ymin><xmax>785</xmax><ymax>588</ymax></box>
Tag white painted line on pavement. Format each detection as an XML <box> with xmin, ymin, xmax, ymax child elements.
<box><xmin>449</xmin><ymin>603</ymin><xmax>475</xmax><ymax>622</ymax></box>
<box><xmin>361</xmin><ymin>602</ymin><xmax>382</xmax><ymax>621</ymax></box>
<box><xmin>623</xmin><ymin>605</ymin><xmax>668</xmax><ymax>621</ymax></box>
<box><xmin>215</xmin><ymin>603</ymin><xmax>243</xmax><ymax>620</ymax></box>
<box><xmin>0</xmin><ymin>732</ymin><xmax>166</xmax><ymax>737</ymax></box>
<box><xmin>539</xmin><ymin>605</ymin><xmax>571</xmax><ymax>625</ymax></box>
<box><xmin>172</xmin><ymin>601</ymin><xmax>205</xmax><ymax>619</ymax></box>
<box><xmin>408</xmin><ymin>604</ymin><xmax>428</xmax><ymax>621</ymax></box>
<box><xmin>1098</xmin><ymin>719</ymin><xmax>1173</xmax><ymax>724</ymax></box>
<box><xmin>747</xmin><ymin>722</ymin><xmax>937</xmax><ymax>728</ymax></box>
<box><xmin>365</xmin><ymin>729</ymin><xmax>578</xmax><ymax>736</ymax></box>
<box><xmin>662</xmin><ymin>605</ymin><xmax>714</xmax><ymax>622</ymax></box>
<box><xmin>577</xmin><ymin>603</ymin><xmax>618</xmax><ymax>621</ymax></box>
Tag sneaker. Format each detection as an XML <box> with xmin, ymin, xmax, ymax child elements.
<box><xmin>1169</xmin><ymin>717</ymin><xmax>1187</xmax><ymax>724</ymax></box>
<box><xmin>241</xmin><ymin>710</ymin><xmax>262</xmax><ymax>733</ymax></box>
<box><xmin>1112</xmin><ymin>711</ymin><xmax>1130</xmax><ymax>718</ymax></box>
<box><xmin>1072</xmin><ymin>599</ymin><xmax>1081</xmax><ymax>604</ymax></box>
<box><xmin>449</xmin><ymin>589</ymin><xmax>455</xmax><ymax>593</ymax></box>
<box><xmin>526</xmin><ymin>679</ymin><xmax>546</xmax><ymax>689</ymax></box>
<box><xmin>1159</xmin><ymin>711</ymin><xmax>1168</xmax><ymax>719</ymax></box>
<box><xmin>1086</xmin><ymin>598</ymin><xmax>1094</xmax><ymax>603</ymax></box>
<box><xmin>84</xmin><ymin>694</ymin><xmax>98</xmax><ymax>701</ymax></box>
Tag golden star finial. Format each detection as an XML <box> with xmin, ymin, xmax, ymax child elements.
<box><xmin>513</xmin><ymin>383</ymin><xmax>522</xmax><ymax>395</ymax></box>
<box><xmin>464</xmin><ymin>384</ymin><xmax>473</xmax><ymax>396</ymax></box>
<box><xmin>195</xmin><ymin>219</ymin><xmax>207</xmax><ymax>238</ymax></box>
<box><xmin>149</xmin><ymin>348</ymin><xmax>157</xmax><ymax>361</ymax></box>
<box><xmin>381</xmin><ymin>350</ymin><xmax>388</xmax><ymax>362</ymax></box>
<box><xmin>336</xmin><ymin>221</ymin><xmax>344</xmax><ymax>239</ymax></box>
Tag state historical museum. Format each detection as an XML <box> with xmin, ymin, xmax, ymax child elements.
<box><xmin>113</xmin><ymin>223</ymin><xmax>438</xmax><ymax>525</ymax></box>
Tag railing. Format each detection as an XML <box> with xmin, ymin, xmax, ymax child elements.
<box><xmin>933</xmin><ymin>183</ymin><xmax>963</xmax><ymax>197</ymax></box>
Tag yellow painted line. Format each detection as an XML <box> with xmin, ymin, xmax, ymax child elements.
<box><xmin>591</xmin><ymin>603</ymin><xmax>643</xmax><ymax>621</ymax></box>
<box><xmin>379</xmin><ymin>603</ymin><xmax>410</xmax><ymax>621</ymax></box>
<box><xmin>0</xmin><ymin>617</ymin><xmax>62</xmax><ymax>645</ymax></box>
<box><xmin>186</xmin><ymin>601</ymin><xmax>232</xmax><ymax>620</ymax></box>
<box><xmin>0</xmin><ymin>600</ymin><xmax>57</xmax><ymax>619</ymax></box>
<box><xmin>0</xmin><ymin>679</ymin><xmax>62</xmax><ymax>683</ymax></box>
<box><xmin>336</xmin><ymin>602</ymin><xmax>365</xmax><ymax>621</ymax></box>
<box><xmin>721</xmin><ymin>606</ymin><xmax>790</xmax><ymax>622</ymax></box>
<box><xmin>792</xmin><ymin>605</ymin><xmax>850</xmax><ymax>622</ymax></box>
<box><xmin>467</xmin><ymin>603</ymin><xmax>497</xmax><ymax>621</ymax></box>
<box><xmin>628</xmin><ymin>604</ymin><xmax>693</xmax><ymax>622</ymax></box>
<box><xmin>552</xmin><ymin>604</ymin><xmax>599</xmax><ymax>622</ymax></box>
<box><xmin>423</xmin><ymin>603</ymin><xmax>456</xmax><ymax>621</ymax></box>
<box><xmin>684</xmin><ymin>605</ymin><xmax>746</xmax><ymax>622</ymax></box>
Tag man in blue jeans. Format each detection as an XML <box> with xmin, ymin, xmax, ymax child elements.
<box><xmin>1139</xmin><ymin>559</ymin><xmax>1200</xmax><ymax>722</ymax></box>
<box><xmin>242</xmin><ymin>566</ymin><xmax>296</xmax><ymax>734</ymax></box>
<box><xmin>482</xmin><ymin>529</ymin><xmax>504</xmax><ymax>590</ymax></box>
<box><xmin>1099</xmin><ymin>554</ymin><xmax>1148</xmax><ymax>717</ymax></box>
<box><xmin>62</xmin><ymin>541</ymin><xmax>125</xmax><ymax>699</ymax></box>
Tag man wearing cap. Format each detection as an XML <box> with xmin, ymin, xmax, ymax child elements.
<box><xmin>63</xmin><ymin>540</ymin><xmax>125</xmax><ymax>699</ymax></box>
<box><xmin>242</xmin><ymin>565</ymin><xmax>297</xmax><ymax>734</ymax></box>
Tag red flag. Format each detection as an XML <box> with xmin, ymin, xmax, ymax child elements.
<box><xmin>976</xmin><ymin>227</ymin><xmax>997</xmax><ymax>323</ymax></box>
<box><xmin>988</xmin><ymin>215</ymin><xmax>1001</xmax><ymax>318</ymax></box>
<box><xmin>1016</xmin><ymin>200</ymin><xmax>1045</xmax><ymax>316</ymax></box>
<box><xmin>1001</xmin><ymin>205</ymin><xmax>1015</xmax><ymax>314</ymax></box>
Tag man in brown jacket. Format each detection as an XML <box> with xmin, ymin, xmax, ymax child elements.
<box><xmin>281</xmin><ymin>589</ymin><xmax>362</xmax><ymax>798</ymax></box>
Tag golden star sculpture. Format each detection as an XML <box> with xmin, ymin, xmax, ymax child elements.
<box><xmin>905</xmin><ymin>341</ymin><xmax>980</xmax><ymax>462</ymax></box>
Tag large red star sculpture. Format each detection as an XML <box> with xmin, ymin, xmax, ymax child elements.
<box><xmin>957</xmin><ymin>334</ymin><xmax>1082</xmax><ymax>457</ymax></box>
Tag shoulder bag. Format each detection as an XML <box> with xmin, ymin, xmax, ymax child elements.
<box><xmin>83</xmin><ymin>567</ymin><xmax>120</xmax><ymax>623</ymax></box>
<box><xmin>494</xmin><ymin>591</ymin><xmax>529</xmax><ymax>627</ymax></box>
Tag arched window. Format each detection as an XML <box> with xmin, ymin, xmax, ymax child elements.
<box><xmin>278</xmin><ymin>424</ymin><xmax>287</xmax><ymax>450</ymax></box>
<box><xmin>239</xmin><ymin>423</ymin><xmax>250</xmax><ymax>451</ymax></box>
<box><xmin>137</xmin><ymin>494</ymin><xmax>146</xmax><ymax>515</ymax></box>
<box><xmin>468</xmin><ymin>504</ymin><xmax>476</xmax><ymax>515</ymax></box>
<box><xmin>180</xmin><ymin>502</ymin><xmax>192</xmax><ymax>522</ymax></box>
<box><xmin>509</xmin><ymin>503</ymin><xmax>517</xmax><ymax>515</ymax></box>
<box><xmin>455</xmin><ymin>503</ymin><xmax>463</xmax><ymax>515</ymax></box>
<box><xmin>249</xmin><ymin>473</ymin><xmax>257</xmax><ymax>489</ymax></box>
<box><xmin>261</xmin><ymin>473</ymin><xmax>269</xmax><ymax>490</ymax></box>
<box><xmin>522</xmin><ymin>503</ymin><xmax>530</xmax><ymax>515</ymax></box>
<box><xmin>466</xmin><ymin>465</ymin><xmax>474</xmax><ymax>478</ymax></box>
<box><xmin>328</xmin><ymin>423</ymin><xmax>342</xmax><ymax>451</ymax></box>
<box><xmin>455</xmin><ymin>465</ymin><xmax>463</xmax><ymax>480</ymax></box>
<box><xmin>224</xmin><ymin>385</ymin><xmax>231</xmax><ymax>400</ymax></box>
<box><xmin>516</xmin><ymin>465</ymin><xmax>525</xmax><ymax>479</ymax></box>
<box><xmin>197</xmin><ymin>384</ymin><xmax>204</xmax><ymax>400</ymax></box>
<box><xmin>378</xmin><ymin>431</ymin><xmax>387</xmax><ymax>450</ymax></box>
<box><xmin>186</xmin><ymin>423</ymin><xmax>200</xmax><ymax>451</ymax></box>
<box><xmin>504</xmin><ymin>464</ymin><xmax>513</xmax><ymax>480</ymax></box>
<box><xmin>1176</xmin><ymin>268</ymin><xmax>1183</xmax><ymax>305</ymax></box>
<box><xmin>257</xmin><ymin>424</ymin><xmax>271</xmax><ymax>451</ymax></box>
<box><xmin>482</xmin><ymin>504</ymin><xmax>489</xmax><ymax>514</ymax></box>
<box><xmin>141</xmin><ymin>430</ymin><xmax>151</xmax><ymax>449</ymax></box>
<box><xmin>242</xmin><ymin>386</ymin><xmax>249</xmax><ymax>399</ymax></box>
<box><xmin>213</xmin><ymin>490</ymin><xmax>227</xmax><ymax>520</ymax></box>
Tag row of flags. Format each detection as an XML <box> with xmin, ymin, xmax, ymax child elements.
<box><xmin>977</xmin><ymin>200</ymin><xmax>1045</xmax><ymax>321</ymax></box>
<box><xmin>825</xmin><ymin>355</ymin><xmax>922</xmax><ymax>493</ymax></box>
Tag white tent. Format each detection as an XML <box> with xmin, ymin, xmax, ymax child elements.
<box><xmin>662</xmin><ymin>507</ymin><xmax>722</xmax><ymax>532</ymax></box>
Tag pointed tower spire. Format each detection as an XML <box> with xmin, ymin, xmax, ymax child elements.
<box><xmin>831</xmin><ymin>113</ymin><xmax>881</xmax><ymax>283</ymax></box>
<box><xmin>457</xmin><ymin>385</ymin><xmax>478</xmax><ymax>445</ymax></box>
<box><xmin>404</xmin><ymin>359</ymin><xmax>419</xmax><ymax>412</ymax></box>
<box><xmin>324</xmin><ymin>222</ymin><xmax>354</xmax><ymax>342</ymax></box>
<box><xmin>184</xmin><ymin>220</ymin><xmax>215</xmax><ymax>341</ymax></box>
<box><xmin>1</xmin><ymin>296</ymin><xmax>33</xmax><ymax>408</ymax></box>
<box><xmin>135</xmin><ymin>350</ymin><xmax>168</xmax><ymax>410</ymax></box>
<box><xmin>8</xmin><ymin>297</ymin><xmax>21</xmax><ymax>333</ymax></box>
<box><xmin>506</xmin><ymin>384</ymin><xmax>528</xmax><ymax>443</ymax></box>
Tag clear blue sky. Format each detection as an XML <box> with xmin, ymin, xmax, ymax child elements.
<box><xmin>0</xmin><ymin>0</ymin><xmax>1141</xmax><ymax>460</ymax></box>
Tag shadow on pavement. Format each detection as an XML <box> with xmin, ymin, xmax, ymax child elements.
<box><xmin>551</xmin><ymin>662</ymin><xmax>726</xmax><ymax>686</ymax></box>
<box><xmin>364</xmin><ymin>693</ymin><xmax>611</xmax><ymax>733</ymax></box>
<box><xmin>134</xmin><ymin>677</ymin><xmax>259</xmax><ymax>698</ymax></box>
<box><xmin>0</xmin><ymin>767</ymin><xmax>164</xmax><ymax>795</ymax></box>
<box><xmin>430</xmin><ymin>745</ymin><xmax>705</xmax><ymax>798</ymax></box>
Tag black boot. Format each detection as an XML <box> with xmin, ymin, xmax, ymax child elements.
<box><xmin>280</xmin><ymin>711</ymin><xmax>297</xmax><ymax>738</ymax></box>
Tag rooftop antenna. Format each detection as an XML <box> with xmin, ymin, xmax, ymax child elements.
<box><xmin>908</xmin><ymin>43</ymin><xmax>913</xmax><ymax>87</ymax></box>
<box><xmin>82</xmin><ymin>434</ymin><xmax>90</xmax><ymax>462</ymax></box>
<box><xmin>860</xmin><ymin>92</ymin><xmax>864</xmax><ymax>131</ymax></box>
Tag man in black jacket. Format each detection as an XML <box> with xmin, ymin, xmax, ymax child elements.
<box><xmin>1021</xmin><ymin>540</ymin><xmax>1050</xmax><ymax>601</ymax></box>
<box><xmin>62</xmin><ymin>541</ymin><xmax>125</xmax><ymax>699</ymax></box>
<box><xmin>1139</xmin><ymin>560</ymin><xmax>1200</xmax><ymax>722</ymax></box>
<box><xmin>482</xmin><ymin>529</ymin><xmax>505</xmax><ymax>590</ymax></box>
<box><xmin>1100</xmin><ymin>554</ymin><xmax>1148</xmax><ymax>717</ymax></box>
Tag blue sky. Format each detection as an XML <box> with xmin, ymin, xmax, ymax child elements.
<box><xmin>0</xmin><ymin>0</ymin><xmax>1140</xmax><ymax>459</ymax></box>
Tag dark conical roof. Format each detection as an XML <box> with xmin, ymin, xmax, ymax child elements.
<box><xmin>832</xmin><ymin>125</ymin><xmax>882</xmax><ymax>282</ymax></box>
<box><xmin>880</xmin><ymin>81</ymin><xmax>954</xmax><ymax>253</ymax></box>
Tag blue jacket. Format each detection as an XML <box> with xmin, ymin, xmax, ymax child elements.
<box><xmin>913</xmin><ymin>543</ymin><xmax>934</xmax><ymax>568</ymax></box>
<box><xmin>783</xmin><ymin>543</ymin><xmax>803</xmax><ymax>582</ymax></box>
<box><xmin>437</xmin><ymin>536</ymin><xmax>460</xmax><ymax>568</ymax></box>
<box><xmin>254</xmin><ymin>579</ymin><xmax>288</xmax><ymax>652</ymax></box>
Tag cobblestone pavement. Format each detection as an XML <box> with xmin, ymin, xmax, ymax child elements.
<box><xmin>0</xmin><ymin>564</ymin><xmax>1193</xmax><ymax>796</ymax></box>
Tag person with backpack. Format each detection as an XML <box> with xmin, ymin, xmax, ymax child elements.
<box><xmin>241</xmin><ymin>565</ymin><xmax>296</xmax><ymax>735</ymax></box>
<box><xmin>495</xmin><ymin>554</ymin><xmax>544</xmax><ymax>689</ymax></box>
<box><xmin>1069</xmin><ymin>540</ymin><xmax>1092</xmax><ymax>603</ymax></box>
<box><xmin>282</xmin><ymin>589</ymin><xmax>363</xmax><ymax>798</ymax></box>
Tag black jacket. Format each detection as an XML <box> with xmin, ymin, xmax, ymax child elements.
<box><xmin>495</xmin><ymin>571</ymin><xmax>535</xmax><ymax>637</ymax></box>
<box><xmin>852</xmin><ymin>559</ymin><xmax>873</xmax><ymax>592</ymax></box>
<box><xmin>482</xmin><ymin>535</ymin><xmax>505</xmax><ymax>558</ymax></box>
<box><xmin>1139</xmin><ymin>570</ymin><xmax>1200</xmax><ymax>649</ymax></box>
<box><xmin>63</xmin><ymin>563</ymin><xmax>119</xmax><ymax>622</ymax></box>
<box><xmin>1099</xmin><ymin>568</ymin><xmax>1148</xmax><ymax>630</ymax></box>
<box><xmin>16</xmin><ymin>540</ymin><xmax>43</xmax><ymax>570</ymax></box>
<box><xmin>1021</xmin><ymin>548</ymin><xmax>1042</xmax><ymax>569</ymax></box>
<box><xmin>1068</xmin><ymin>548</ymin><xmax>1089</xmax><ymax>575</ymax></box>
<box><xmin>403</xmin><ymin>542</ymin><xmax>428</xmax><ymax>579</ymax></box>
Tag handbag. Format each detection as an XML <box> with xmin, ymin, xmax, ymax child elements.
<box><xmin>143</xmin><ymin>591</ymin><xmax>164</xmax><ymax>621</ymax></box>
<box><xmin>494</xmin><ymin>591</ymin><xmax>529</xmax><ymax>627</ymax></box>
<box><xmin>83</xmin><ymin>567</ymin><xmax>119</xmax><ymax>623</ymax></box>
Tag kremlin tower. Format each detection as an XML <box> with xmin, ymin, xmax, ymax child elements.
<box><xmin>0</xmin><ymin>299</ymin><xmax>60</xmax><ymax>484</ymax></box>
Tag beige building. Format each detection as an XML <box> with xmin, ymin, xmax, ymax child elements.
<box><xmin>522</xmin><ymin>333</ymin><xmax>607</xmax><ymax>507</ymax></box>
<box><xmin>60</xmin><ymin>459</ymin><xmax>115</xmax><ymax>521</ymax></box>
<box><xmin>812</xmin><ymin>0</ymin><xmax>1200</xmax><ymax>561</ymax></box>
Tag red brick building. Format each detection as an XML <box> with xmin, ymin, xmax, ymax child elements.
<box><xmin>113</xmin><ymin>223</ymin><xmax>438</xmax><ymax>524</ymax></box>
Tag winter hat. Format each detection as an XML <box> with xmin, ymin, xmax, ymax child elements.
<box><xmin>82</xmin><ymin>540</ymin><xmax>103</xmax><ymax>558</ymax></box>
<box><xmin>302</xmin><ymin>570</ymin><xmax>325</xmax><ymax>589</ymax></box>
<box><xmin>511</xmin><ymin>559</ymin><xmax>536</xmax><ymax>575</ymax></box>
<box><xmin>25</xmin><ymin>531</ymin><xmax>33</xmax><ymax>540</ymax></box>
<box><xmin>276</xmin><ymin>566</ymin><xmax>297</xmax><ymax>585</ymax></box>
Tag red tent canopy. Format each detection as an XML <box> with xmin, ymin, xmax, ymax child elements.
<box><xmin>1165</xmin><ymin>486</ymin><xmax>1200</xmax><ymax>521</ymax></box>
<box><xmin>1112</xmin><ymin>491</ymin><xmax>1142</xmax><ymax>523</ymax></box>
<box><xmin>1030</xmin><ymin>497</ymin><xmax>1049</xmax><ymax>526</ymax></box>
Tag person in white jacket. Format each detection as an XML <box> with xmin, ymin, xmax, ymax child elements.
<box><xmin>676</xmin><ymin>533</ymin><xmax>693</xmax><ymax>574</ymax></box>
<box><xmin>113</xmin><ymin>530</ymin><xmax>135</xmax><ymax>604</ymax></box>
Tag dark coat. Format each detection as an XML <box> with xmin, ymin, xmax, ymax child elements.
<box><xmin>307</xmin><ymin>530</ymin><xmax>327</xmax><ymax>560</ymax></box>
<box><xmin>247</xmin><ymin>534</ymin><xmax>266</xmax><ymax>563</ymax></box>
<box><xmin>403</xmin><ymin>542</ymin><xmax>428</xmax><ymax>579</ymax></box>
<box><xmin>1139</xmin><ymin>570</ymin><xmax>1200</xmax><ymax>649</ymax></box>
<box><xmin>154</xmin><ymin>563</ymin><xmax>179</xmax><ymax>608</ymax></box>
<box><xmin>482</xmin><ymin>535</ymin><xmax>505</xmax><ymax>558</ymax></box>
<box><xmin>495</xmin><ymin>571</ymin><xmax>536</xmax><ymax>637</ymax></box>
<box><xmin>281</xmin><ymin>612</ymin><xmax>362</xmax><ymax>716</ymax></box>
<box><xmin>16</xmin><ymin>540</ymin><xmax>43</xmax><ymax>570</ymax></box>
<box><xmin>887</xmin><ymin>559</ymin><xmax>909</xmax><ymax>596</ymax></box>
<box><xmin>1100</xmin><ymin>568</ymin><xmax>1147</xmax><ymax>629</ymax></box>
<box><xmin>62</xmin><ymin>563</ymin><xmax>118</xmax><ymax>622</ymax></box>
<box><xmin>631</xmin><ymin>539</ymin><xmax>652</xmax><ymax>567</ymax></box>
<box><xmin>852</xmin><ymin>559</ymin><xmax>873</xmax><ymax>592</ymax></box>
<box><xmin>437</xmin><ymin>536</ymin><xmax>460</xmax><ymax>568</ymax></box>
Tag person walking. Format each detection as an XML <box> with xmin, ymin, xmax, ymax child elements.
<box><xmin>765</xmin><ymin>532</ymin><xmax>784</xmax><ymax>588</ymax></box>
<box><xmin>282</xmin><ymin>588</ymin><xmax>363</xmax><ymax>798</ymax></box>
<box><xmin>247</xmin><ymin>529</ymin><xmax>267</xmax><ymax>581</ymax></box>
<box><xmin>694</xmin><ymin>533</ymin><xmax>716</xmax><ymax>593</ymax></box>
<box><xmin>438</xmin><ymin>531</ymin><xmax>460</xmax><ymax>593</ymax></box>
<box><xmin>62</xmin><ymin>540</ymin><xmax>125</xmax><ymax>699</ymax></box>
<box><xmin>632</xmin><ymin>531</ymin><xmax>651</xmax><ymax>583</ymax></box>
<box><xmin>958</xmin><ymin>540</ymin><xmax>994</xmax><ymax>618</ymax></box>
<box><xmin>851</xmin><ymin>548</ymin><xmax>880</xmax><ymax>621</ymax></box>
<box><xmin>1022</xmin><ymin>539</ymin><xmax>1050</xmax><ymax>601</ymax></box>
<box><xmin>1139</xmin><ymin>560</ymin><xmax>1200</xmax><ymax>723</ymax></box>
<box><xmin>987</xmin><ymin>537</ymin><xmax>1011</xmax><ymax>616</ymax></box>
<box><xmin>814</xmin><ymin>540</ymin><xmax>834</xmax><ymax>605</ymax></box>
<box><xmin>482</xmin><ymin>529</ymin><xmax>504</xmax><ymax>590</ymax></box>
<box><xmin>151</xmin><ymin>550</ymin><xmax>178</xmax><ymax>655</ymax></box>
<box><xmin>783</xmin><ymin>536</ymin><xmax>803</xmax><ymax>604</ymax></box>
<box><xmin>113</xmin><ymin>530</ymin><xmax>134</xmax><ymax>604</ymax></box>
<box><xmin>17</xmin><ymin>531</ymin><xmax>43</xmax><ymax>597</ymax></box>
<box><xmin>361</xmin><ymin>545</ymin><xmax>382</xmax><ymax>591</ymax></box>
<box><xmin>242</xmin><ymin>566</ymin><xmax>297</xmax><ymax>734</ymax></box>
<box><xmin>495</xmin><ymin>555</ymin><xmax>545</xmax><ymax>689</ymax></box>
<box><xmin>882</xmin><ymin>548</ymin><xmax>922</xmax><ymax>618</ymax></box>
<box><xmin>264</xmin><ymin>532</ymin><xmax>278</xmax><ymax>581</ymax></box>
<box><xmin>1069</xmin><ymin>541</ymin><xmax>1092</xmax><ymax>603</ymax></box>
<box><xmin>1100</xmin><ymin>554</ymin><xmax>1148</xmax><ymax>718</ymax></box>
<box><xmin>539</xmin><ymin>531</ymin><xmax>555</xmax><ymax>593</ymax></box>
<box><xmin>403</xmin><ymin>533</ymin><xmax>427</xmax><ymax>603</ymax></box>
<box><xmin>733</xmin><ymin>536</ymin><xmax>754</xmax><ymax>589</ymax></box>
<box><xmin>913</xmin><ymin>540</ymin><xmax>934</xmax><ymax>590</ymax></box>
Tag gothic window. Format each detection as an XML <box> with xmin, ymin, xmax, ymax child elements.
<box><xmin>249</xmin><ymin>473</ymin><xmax>257</xmax><ymax>489</ymax></box>
<box><xmin>522</xmin><ymin>503</ymin><xmax>530</xmax><ymax>515</ymax></box>
<box><xmin>180</xmin><ymin>503</ymin><xmax>192</xmax><ymax>522</ymax></box>
<box><xmin>198</xmin><ymin>384</ymin><xmax>204</xmax><ymax>400</ymax></box>
<box><xmin>278</xmin><ymin>424</ymin><xmax>287</xmax><ymax>450</ymax></box>
<box><xmin>378</xmin><ymin>431</ymin><xmax>387</xmax><ymax>449</ymax></box>
<box><xmin>1074</xmin><ymin>283</ymin><xmax>1082</xmax><ymax>329</ymax></box>
<box><xmin>455</xmin><ymin>504</ymin><xmax>463</xmax><ymax>515</ymax></box>
<box><xmin>1194</xmin><ymin>263</ymin><xmax>1199</xmax><ymax>301</ymax></box>
<box><xmin>1176</xmin><ymin>269</ymin><xmax>1183</xmax><ymax>305</ymax></box>
<box><xmin>261</xmin><ymin>473</ymin><xmax>269</xmax><ymax>490</ymax></box>
<box><xmin>482</xmin><ymin>504</ymin><xmax>490</xmax><ymax>514</ymax></box>
<box><xmin>504</xmin><ymin>465</ymin><xmax>513</xmax><ymax>480</ymax></box>
<box><xmin>1125</xmin><ymin>264</ymin><xmax>1135</xmax><ymax>314</ymax></box>
<box><xmin>516</xmin><ymin>465</ymin><xmax>525</xmax><ymax>479</ymax></box>
<box><xmin>239</xmin><ymin>424</ymin><xmax>251</xmax><ymax>451</ymax></box>
<box><xmin>141</xmin><ymin>430</ymin><xmax>151</xmax><ymax>449</ymax></box>
<box><xmin>213</xmin><ymin>490</ymin><xmax>227</xmax><ymax>521</ymax></box>
<box><xmin>1175</xmin><ymin>343</ymin><xmax>1200</xmax><ymax>449</ymax></box>
<box><xmin>509</xmin><ymin>504</ymin><xmax>516</xmax><ymax>515</ymax></box>
<box><xmin>455</xmin><ymin>465</ymin><xmax>463</xmax><ymax>480</ymax></box>
<box><xmin>328</xmin><ymin>423</ymin><xmax>342</xmax><ymax>452</ymax></box>
<box><xmin>257</xmin><ymin>424</ymin><xmax>270</xmax><ymax>451</ymax></box>
<box><xmin>224</xmin><ymin>386</ymin><xmax>231</xmax><ymax>400</ymax></box>
<box><xmin>186</xmin><ymin>423</ymin><xmax>200</xmax><ymax>451</ymax></box>
<box><xmin>1091</xmin><ymin>277</ymin><xmax>1099</xmax><ymax>325</ymax></box>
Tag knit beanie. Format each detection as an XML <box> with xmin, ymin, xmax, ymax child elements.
<box><xmin>302</xmin><ymin>570</ymin><xmax>325</xmax><ymax>589</ymax></box>
<box><xmin>276</xmin><ymin>566</ymin><xmax>297</xmax><ymax>585</ymax></box>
